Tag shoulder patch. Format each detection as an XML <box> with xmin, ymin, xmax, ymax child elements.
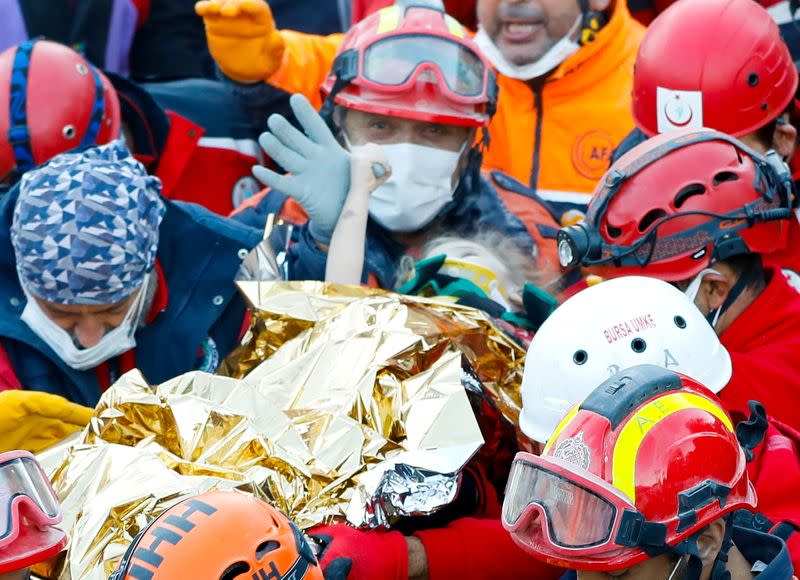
<box><xmin>572</xmin><ymin>130</ymin><xmax>615</xmax><ymax>180</ymax></box>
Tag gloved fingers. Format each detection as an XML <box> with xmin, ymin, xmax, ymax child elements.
<box><xmin>194</xmin><ymin>0</ymin><xmax>223</xmax><ymax>17</ymax></box>
<box><xmin>290</xmin><ymin>94</ymin><xmax>339</xmax><ymax>147</ymax></box>
<box><xmin>219</xmin><ymin>0</ymin><xmax>248</xmax><ymax>17</ymax></box>
<box><xmin>258</xmin><ymin>132</ymin><xmax>307</xmax><ymax>174</ymax></box>
<box><xmin>237</xmin><ymin>0</ymin><xmax>273</xmax><ymax>21</ymax></box>
<box><xmin>253</xmin><ymin>165</ymin><xmax>308</xmax><ymax>206</ymax></box>
<box><xmin>266</xmin><ymin>114</ymin><xmax>316</xmax><ymax>159</ymax></box>
<box><xmin>323</xmin><ymin>557</ymin><xmax>353</xmax><ymax>580</ymax></box>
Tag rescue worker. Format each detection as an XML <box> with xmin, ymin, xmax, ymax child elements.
<box><xmin>615</xmin><ymin>0</ymin><xmax>800</xmax><ymax>273</ymax></box>
<box><xmin>558</xmin><ymin>129</ymin><xmax>800</xmax><ymax>431</ymax></box>
<box><xmin>249</xmin><ymin>4</ymin><xmax>563</xmax><ymax>289</ymax></box>
<box><xmin>0</xmin><ymin>451</ymin><xmax>66</xmax><ymax>580</ymax></box>
<box><xmin>0</xmin><ymin>40</ymin><xmax>263</xmax><ymax>216</ymax></box>
<box><xmin>110</xmin><ymin>491</ymin><xmax>324</xmax><ymax>580</ymax></box>
<box><xmin>0</xmin><ymin>141</ymin><xmax>261</xmax><ymax>406</ymax></box>
<box><xmin>520</xmin><ymin>276</ymin><xmax>800</xmax><ymax>570</ymax></box>
<box><xmin>503</xmin><ymin>365</ymin><xmax>797</xmax><ymax>579</ymax></box>
<box><xmin>196</xmin><ymin>0</ymin><xmax>645</xmax><ymax>227</ymax></box>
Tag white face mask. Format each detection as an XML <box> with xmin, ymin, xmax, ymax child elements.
<box><xmin>473</xmin><ymin>16</ymin><xmax>581</xmax><ymax>81</ymax></box>
<box><xmin>350</xmin><ymin>142</ymin><xmax>463</xmax><ymax>233</ymax></box>
<box><xmin>683</xmin><ymin>268</ymin><xmax>722</xmax><ymax>327</ymax></box>
<box><xmin>20</xmin><ymin>274</ymin><xmax>151</xmax><ymax>371</ymax></box>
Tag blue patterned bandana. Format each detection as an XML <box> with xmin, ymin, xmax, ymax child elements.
<box><xmin>11</xmin><ymin>140</ymin><xmax>165</xmax><ymax>305</ymax></box>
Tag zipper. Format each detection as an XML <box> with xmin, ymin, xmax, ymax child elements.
<box><xmin>529</xmin><ymin>80</ymin><xmax>545</xmax><ymax>192</ymax></box>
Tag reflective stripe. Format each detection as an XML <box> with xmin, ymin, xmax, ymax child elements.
<box><xmin>612</xmin><ymin>393</ymin><xmax>733</xmax><ymax>503</ymax></box>
<box><xmin>537</xmin><ymin>189</ymin><xmax>594</xmax><ymax>204</ymax></box>
<box><xmin>197</xmin><ymin>137</ymin><xmax>261</xmax><ymax>159</ymax></box>
<box><xmin>377</xmin><ymin>6</ymin><xmax>401</xmax><ymax>34</ymax></box>
<box><xmin>445</xmin><ymin>14</ymin><xmax>464</xmax><ymax>38</ymax></box>
<box><xmin>543</xmin><ymin>405</ymin><xmax>581</xmax><ymax>454</ymax></box>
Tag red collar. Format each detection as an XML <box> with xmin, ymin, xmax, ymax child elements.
<box><xmin>145</xmin><ymin>260</ymin><xmax>169</xmax><ymax>324</ymax></box>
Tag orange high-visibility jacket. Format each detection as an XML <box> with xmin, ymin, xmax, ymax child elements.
<box><xmin>265</xmin><ymin>1</ymin><xmax>644</xmax><ymax>222</ymax></box>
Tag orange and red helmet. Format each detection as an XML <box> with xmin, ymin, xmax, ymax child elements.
<box><xmin>0</xmin><ymin>40</ymin><xmax>120</xmax><ymax>183</ymax></box>
<box><xmin>110</xmin><ymin>491</ymin><xmax>323</xmax><ymax>580</ymax></box>
<box><xmin>321</xmin><ymin>0</ymin><xmax>497</xmax><ymax>128</ymax></box>
<box><xmin>632</xmin><ymin>0</ymin><xmax>798</xmax><ymax>138</ymax></box>
<box><xmin>557</xmin><ymin>129</ymin><xmax>795</xmax><ymax>281</ymax></box>
<box><xmin>503</xmin><ymin>365</ymin><xmax>757</xmax><ymax>571</ymax></box>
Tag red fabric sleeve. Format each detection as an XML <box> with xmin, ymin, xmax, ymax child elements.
<box><xmin>722</xmin><ymin>349</ymin><xmax>800</xmax><ymax>429</ymax></box>
<box><xmin>415</xmin><ymin>518</ymin><xmax>563</xmax><ymax>580</ymax></box>
<box><xmin>0</xmin><ymin>342</ymin><xmax>21</xmax><ymax>391</ymax></box>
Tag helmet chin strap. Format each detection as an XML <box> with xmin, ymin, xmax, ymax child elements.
<box><xmin>705</xmin><ymin>266</ymin><xmax>757</xmax><ymax>328</ymax></box>
<box><xmin>672</xmin><ymin>516</ymin><xmax>735</xmax><ymax>580</ymax></box>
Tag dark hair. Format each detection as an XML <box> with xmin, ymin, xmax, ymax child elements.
<box><xmin>722</xmin><ymin>253</ymin><xmax>767</xmax><ymax>293</ymax></box>
<box><xmin>753</xmin><ymin>118</ymin><xmax>781</xmax><ymax>151</ymax></box>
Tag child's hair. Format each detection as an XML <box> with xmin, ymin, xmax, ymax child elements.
<box><xmin>396</xmin><ymin>229</ymin><xmax>548</xmax><ymax>294</ymax></box>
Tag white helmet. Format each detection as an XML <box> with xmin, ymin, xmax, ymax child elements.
<box><xmin>520</xmin><ymin>276</ymin><xmax>732</xmax><ymax>444</ymax></box>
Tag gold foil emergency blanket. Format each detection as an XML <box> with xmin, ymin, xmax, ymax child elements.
<box><xmin>38</xmin><ymin>282</ymin><xmax>525</xmax><ymax>579</ymax></box>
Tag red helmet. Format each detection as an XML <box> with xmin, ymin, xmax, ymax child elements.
<box><xmin>0</xmin><ymin>40</ymin><xmax>121</xmax><ymax>182</ymax></box>
<box><xmin>633</xmin><ymin>0</ymin><xmax>798</xmax><ymax>138</ymax></box>
<box><xmin>321</xmin><ymin>1</ymin><xmax>497</xmax><ymax>127</ymax></box>
<box><xmin>111</xmin><ymin>491</ymin><xmax>323</xmax><ymax>580</ymax></box>
<box><xmin>503</xmin><ymin>365</ymin><xmax>757</xmax><ymax>571</ymax></box>
<box><xmin>557</xmin><ymin>129</ymin><xmax>795</xmax><ymax>281</ymax></box>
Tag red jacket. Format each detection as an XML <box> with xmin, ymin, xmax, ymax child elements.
<box><xmin>719</xmin><ymin>268</ymin><xmax>800</xmax><ymax>431</ymax></box>
<box><xmin>745</xmin><ymin>418</ymin><xmax>800</xmax><ymax>572</ymax></box>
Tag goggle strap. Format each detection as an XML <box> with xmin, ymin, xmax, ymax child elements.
<box><xmin>320</xmin><ymin>50</ymin><xmax>359</xmax><ymax>123</ymax></box>
<box><xmin>616</xmin><ymin>509</ymin><xmax>669</xmax><ymax>550</ymax></box>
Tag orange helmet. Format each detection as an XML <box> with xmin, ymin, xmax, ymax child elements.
<box><xmin>110</xmin><ymin>491</ymin><xmax>323</xmax><ymax>580</ymax></box>
<box><xmin>0</xmin><ymin>40</ymin><xmax>121</xmax><ymax>183</ymax></box>
<box><xmin>503</xmin><ymin>365</ymin><xmax>756</xmax><ymax>572</ymax></box>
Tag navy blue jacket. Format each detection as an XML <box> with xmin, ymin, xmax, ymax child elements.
<box><xmin>0</xmin><ymin>186</ymin><xmax>262</xmax><ymax>406</ymax></box>
<box><xmin>559</xmin><ymin>523</ymin><xmax>795</xmax><ymax>579</ymax></box>
<box><xmin>253</xmin><ymin>173</ymin><xmax>535</xmax><ymax>289</ymax></box>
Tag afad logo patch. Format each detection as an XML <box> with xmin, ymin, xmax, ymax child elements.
<box><xmin>657</xmin><ymin>88</ymin><xmax>704</xmax><ymax>133</ymax></box>
<box><xmin>572</xmin><ymin>130</ymin><xmax>616</xmax><ymax>180</ymax></box>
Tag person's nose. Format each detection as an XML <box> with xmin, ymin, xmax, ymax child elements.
<box><xmin>72</xmin><ymin>316</ymin><xmax>108</xmax><ymax>348</ymax></box>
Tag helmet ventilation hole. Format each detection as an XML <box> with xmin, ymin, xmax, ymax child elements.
<box><xmin>638</xmin><ymin>209</ymin><xmax>667</xmax><ymax>232</ymax></box>
<box><xmin>220</xmin><ymin>562</ymin><xmax>250</xmax><ymax>580</ymax></box>
<box><xmin>606</xmin><ymin>224</ymin><xmax>622</xmax><ymax>239</ymax></box>
<box><xmin>748</xmin><ymin>72</ymin><xmax>760</xmax><ymax>87</ymax></box>
<box><xmin>573</xmin><ymin>350</ymin><xmax>588</xmax><ymax>365</ymax></box>
<box><xmin>631</xmin><ymin>338</ymin><xmax>647</xmax><ymax>353</ymax></box>
<box><xmin>673</xmin><ymin>184</ymin><xmax>706</xmax><ymax>209</ymax></box>
<box><xmin>713</xmin><ymin>172</ymin><xmax>739</xmax><ymax>186</ymax></box>
<box><xmin>63</xmin><ymin>125</ymin><xmax>77</xmax><ymax>139</ymax></box>
<box><xmin>674</xmin><ymin>316</ymin><xmax>687</xmax><ymax>329</ymax></box>
<box><xmin>256</xmin><ymin>540</ymin><xmax>280</xmax><ymax>559</ymax></box>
